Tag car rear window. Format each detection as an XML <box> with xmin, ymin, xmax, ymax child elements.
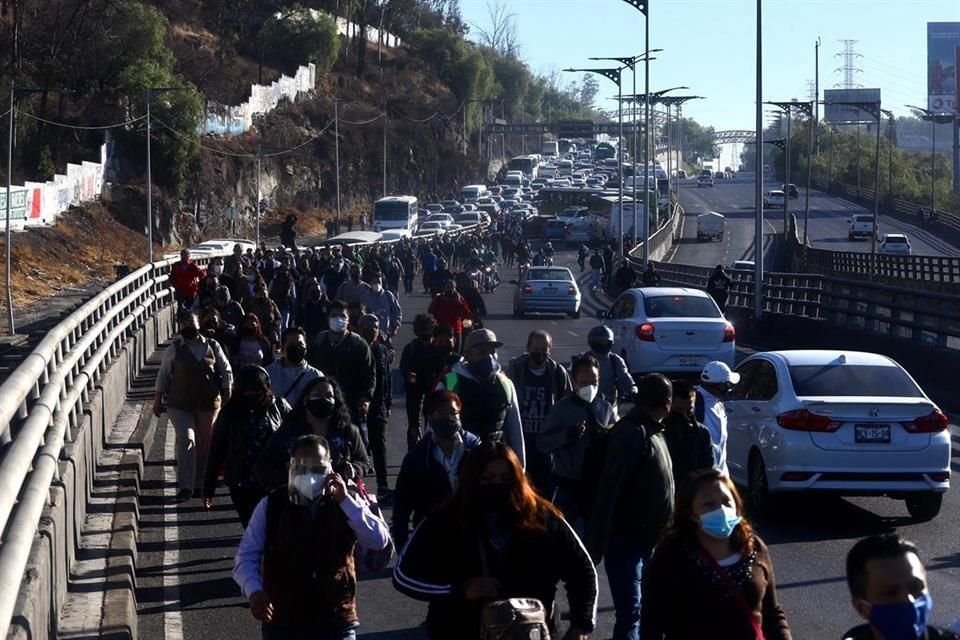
<box><xmin>788</xmin><ymin>365</ymin><xmax>923</xmax><ymax>397</ymax></box>
<box><xmin>643</xmin><ymin>295</ymin><xmax>720</xmax><ymax>318</ymax></box>
<box><xmin>885</xmin><ymin>236</ymin><xmax>907</xmax><ymax>243</ymax></box>
<box><xmin>527</xmin><ymin>269</ymin><xmax>572</xmax><ymax>282</ymax></box>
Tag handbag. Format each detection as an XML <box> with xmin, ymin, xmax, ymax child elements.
<box><xmin>477</xmin><ymin>537</ymin><xmax>550</xmax><ymax>640</ymax></box>
<box><xmin>350</xmin><ymin>479</ymin><xmax>394</xmax><ymax>573</ymax></box>
<box><xmin>698</xmin><ymin>546</ymin><xmax>765</xmax><ymax>640</ymax></box>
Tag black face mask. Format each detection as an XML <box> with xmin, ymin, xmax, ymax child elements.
<box><xmin>286</xmin><ymin>344</ymin><xmax>307</xmax><ymax>364</ymax></box>
<box><xmin>306</xmin><ymin>397</ymin><xmax>336</xmax><ymax>419</ymax></box>
<box><xmin>181</xmin><ymin>327</ymin><xmax>199</xmax><ymax>340</ymax></box>
<box><xmin>528</xmin><ymin>351</ymin><xmax>547</xmax><ymax>366</ymax></box>
<box><xmin>475</xmin><ymin>483</ymin><xmax>513</xmax><ymax>514</ymax></box>
<box><xmin>589</xmin><ymin>341</ymin><xmax>612</xmax><ymax>355</ymax></box>
<box><xmin>430</xmin><ymin>416</ymin><xmax>461</xmax><ymax>439</ymax></box>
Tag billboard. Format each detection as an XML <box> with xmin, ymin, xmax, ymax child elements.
<box><xmin>928</xmin><ymin>22</ymin><xmax>959</xmax><ymax>114</ymax></box>
<box><xmin>823</xmin><ymin>88</ymin><xmax>882</xmax><ymax>124</ymax></box>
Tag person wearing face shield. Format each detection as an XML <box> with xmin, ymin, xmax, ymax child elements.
<box><xmin>391</xmin><ymin>391</ymin><xmax>481</xmax><ymax>550</ymax></box>
<box><xmin>641</xmin><ymin>469</ymin><xmax>792</xmax><ymax>640</ymax></box>
<box><xmin>434</xmin><ymin>329</ymin><xmax>525</xmax><ymax>469</ymax></box>
<box><xmin>202</xmin><ymin>366</ymin><xmax>290</xmax><ymax>526</ymax></box>
<box><xmin>587</xmin><ymin>326</ymin><xmax>637</xmax><ymax>406</ymax></box>
<box><xmin>234</xmin><ymin>434</ymin><xmax>390</xmax><ymax>640</ymax></box>
<box><xmin>392</xmin><ymin>442</ymin><xmax>597</xmax><ymax>640</ymax></box>
<box><xmin>255</xmin><ymin>376</ymin><xmax>372</xmax><ymax>492</ymax></box>
<box><xmin>842</xmin><ymin>534</ymin><xmax>956</xmax><ymax>640</ymax></box>
<box><xmin>695</xmin><ymin>361</ymin><xmax>740</xmax><ymax>475</ymax></box>
<box><xmin>154</xmin><ymin>311</ymin><xmax>234</xmax><ymax>502</ymax></box>
<box><xmin>265</xmin><ymin>327</ymin><xmax>322</xmax><ymax>408</ymax></box>
<box><xmin>307</xmin><ymin>300</ymin><xmax>375</xmax><ymax>426</ymax></box>
<box><xmin>538</xmin><ymin>354</ymin><xmax>617</xmax><ymax>528</ymax></box>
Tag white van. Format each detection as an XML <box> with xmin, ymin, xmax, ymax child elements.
<box><xmin>557</xmin><ymin>160</ymin><xmax>574</xmax><ymax>177</ymax></box>
<box><xmin>503</xmin><ymin>173</ymin><xmax>523</xmax><ymax>187</ymax></box>
<box><xmin>460</xmin><ymin>184</ymin><xmax>489</xmax><ymax>204</ymax></box>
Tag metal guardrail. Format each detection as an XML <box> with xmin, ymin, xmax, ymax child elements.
<box><xmin>623</xmin><ymin>199</ymin><xmax>683</xmax><ymax>266</ymax></box>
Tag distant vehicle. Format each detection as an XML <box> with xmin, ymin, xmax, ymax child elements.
<box><xmin>460</xmin><ymin>184</ymin><xmax>489</xmax><ymax>204</ymax></box>
<box><xmin>731</xmin><ymin>260</ymin><xmax>756</xmax><ymax>271</ymax></box>
<box><xmin>557</xmin><ymin>159</ymin><xmax>574</xmax><ymax>177</ymax></box>
<box><xmin>594</xmin><ymin>142</ymin><xmax>618</xmax><ymax>161</ymax></box>
<box><xmin>539</xmin><ymin>164</ymin><xmax>558</xmax><ymax>179</ymax></box>
<box><xmin>507</xmin><ymin>155</ymin><xmax>540</xmax><ymax>180</ymax></box>
<box><xmin>440</xmin><ymin>200</ymin><xmax>463</xmax><ymax>214</ymax></box>
<box><xmin>379</xmin><ymin>228</ymin><xmax>412</xmax><ymax>242</ymax></box>
<box><xmin>456</xmin><ymin>212</ymin><xmax>484</xmax><ymax>227</ymax></box>
<box><xmin>477</xmin><ymin>204</ymin><xmax>500</xmax><ymax>219</ymax></box>
<box><xmin>415</xmin><ymin>221</ymin><xmax>446</xmax><ymax>236</ymax></box>
<box><xmin>543</xmin><ymin>218</ymin><xmax>571</xmax><ymax>241</ymax></box>
<box><xmin>714</xmin><ymin>172</ymin><xmax>725</xmax><ymax>181</ymax></box>
<box><xmin>781</xmin><ymin>183</ymin><xmax>799</xmax><ymax>198</ymax></box>
<box><xmin>188</xmin><ymin>238</ymin><xmax>257</xmax><ymax>256</ymax></box>
<box><xmin>697</xmin><ymin>174</ymin><xmax>715</xmax><ymax>188</ymax></box>
<box><xmin>461</xmin><ymin>203</ymin><xmax>478</xmax><ymax>212</ymax></box>
<box><xmin>487</xmin><ymin>185</ymin><xmax>503</xmax><ymax>196</ymax></box>
<box><xmin>848</xmin><ymin>214</ymin><xmax>878</xmax><ymax>241</ymax></box>
<box><xmin>696</xmin><ymin>212</ymin><xmax>726</xmax><ymax>242</ymax></box>
<box><xmin>320</xmin><ymin>231</ymin><xmax>383</xmax><ymax>247</ymax></box>
<box><xmin>513</xmin><ymin>266</ymin><xmax>581</xmax><ymax>319</ymax></box>
<box><xmin>502</xmin><ymin>173</ymin><xmax>523</xmax><ymax>188</ymax></box>
<box><xmin>763</xmin><ymin>190</ymin><xmax>785</xmax><ymax>208</ymax></box>
<box><xmin>542</xmin><ymin>141</ymin><xmax>559</xmax><ymax>158</ymax></box>
<box><xmin>677</xmin><ymin>169</ymin><xmax>687</xmax><ymax>179</ymax></box>
<box><xmin>425</xmin><ymin>203</ymin><xmax>445</xmax><ymax>213</ymax></box>
<box><xmin>880</xmin><ymin>233</ymin><xmax>912</xmax><ymax>255</ymax></box>
<box><xmin>726</xmin><ymin>349</ymin><xmax>950</xmax><ymax>520</ymax></box>
<box><xmin>424</xmin><ymin>213</ymin><xmax>456</xmax><ymax>229</ymax></box>
<box><xmin>373</xmin><ymin>195</ymin><xmax>419</xmax><ymax>232</ymax></box>
<box><xmin>601</xmin><ymin>287</ymin><xmax>735</xmax><ymax>376</ymax></box>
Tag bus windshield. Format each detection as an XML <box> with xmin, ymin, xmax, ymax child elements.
<box><xmin>374</xmin><ymin>201</ymin><xmax>412</xmax><ymax>221</ymax></box>
<box><xmin>508</xmin><ymin>157</ymin><xmax>535</xmax><ymax>174</ymax></box>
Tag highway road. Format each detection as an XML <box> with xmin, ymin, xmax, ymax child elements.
<box><xmin>133</xmin><ymin>249</ymin><xmax>960</xmax><ymax>640</ymax></box>
<box><xmin>670</xmin><ymin>180</ymin><xmax>960</xmax><ymax>268</ymax></box>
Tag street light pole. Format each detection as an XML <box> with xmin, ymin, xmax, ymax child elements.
<box><xmin>5</xmin><ymin>82</ymin><xmax>14</xmax><ymax>334</ymax></box>
<box><xmin>255</xmin><ymin>147</ymin><xmax>262</xmax><ymax>246</ymax></box>
<box><xmin>754</xmin><ymin>0</ymin><xmax>763</xmax><ymax>320</ymax></box>
<box><xmin>146</xmin><ymin>90</ymin><xmax>153</xmax><ymax>263</ymax></box>
<box><xmin>335</xmin><ymin>99</ymin><xmax>341</xmax><ymax>234</ymax></box>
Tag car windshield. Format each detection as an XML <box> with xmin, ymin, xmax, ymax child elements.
<box><xmin>643</xmin><ymin>295</ymin><xmax>720</xmax><ymax>318</ymax></box>
<box><xmin>788</xmin><ymin>364</ymin><xmax>923</xmax><ymax>397</ymax></box>
<box><xmin>527</xmin><ymin>269</ymin><xmax>572</xmax><ymax>282</ymax></box>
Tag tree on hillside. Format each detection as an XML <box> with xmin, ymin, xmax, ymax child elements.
<box><xmin>471</xmin><ymin>0</ymin><xmax>519</xmax><ymax>59</ymax></box>
<box><xmin>259</xmin><ymin>5</ymin><xmax>339</xmax><ymax>74</ymax></box>
<box><xmin>580</xmin><ymin>75</ymin><xmax>599</xmax><ymax>109</ymax></box>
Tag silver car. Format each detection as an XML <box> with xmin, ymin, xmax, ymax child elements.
<box><xmin>513</xmin><ymin>267</ymin><xmax>581</xmax><ymax>318</ymax></box>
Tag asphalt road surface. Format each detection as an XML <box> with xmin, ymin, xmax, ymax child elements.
<box><xmin>135</xmin><ymin>250</ymin><xmax>960</xmax><ymax>640</ymax></box>
<box><xmin>671</xmin><ymin>180</ymin><xmax>960</xmax><ymax>268</ymax></box>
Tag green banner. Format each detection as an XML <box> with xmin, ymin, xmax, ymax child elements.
<box><xmin>0</xmin><ymin>189</ymin><xmax>27</xmax><ymax>222</ymax></box>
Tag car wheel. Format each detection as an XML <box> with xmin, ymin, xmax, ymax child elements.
<box><xmin>747</xmin><ymin>451</ymin><xmax>771</xmax><ymax>516</ymax></box>
<box><xmin>905</xmin><ymin>492</ymin><xmax>942</xmax><ymax>521</ymax></box>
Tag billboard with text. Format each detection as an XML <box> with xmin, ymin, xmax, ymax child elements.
<box><xmin>928</xmin><ymin>22</ymin><xmax>959</xmax><ymax>114</ymax></box>
<box><xmin>824</xmin><ymin>89</ymin><xmax>881</xmax><ymax>125</ymax></box>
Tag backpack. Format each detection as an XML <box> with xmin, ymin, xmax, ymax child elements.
<box><xmin>480</xmin><ymin>599</ymin><xmax>551</xmax><ymax>640</ymax></box>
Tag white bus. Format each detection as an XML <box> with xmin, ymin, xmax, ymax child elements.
<box><xmin>373</xmin><ymin>196</ymin><xmax>419</xmax><ymax>232</ymax></box>
<box><xmin>507</xmin><ymin>155</ymin><xmax>540</xmax><ymax>180</ymax></box>
<box><xmin>541</xmin><ymin>141</ymin><xmax>559</xmax><ymax>158</ymax></box>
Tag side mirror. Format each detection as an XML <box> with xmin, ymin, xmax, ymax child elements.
<box><xmin>596</xmin><ymin>310</ymin><xmax>608</xmax><ymax>319</ymax></box>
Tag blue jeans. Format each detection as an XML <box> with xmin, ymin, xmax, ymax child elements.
<box><xmin>605</xmin><ymin>535</ymin><xmax>649</xmax><ymax>640</ymax></box>
<box><xmin>262</xmin><ymin>624</ymin><xmax>356</xmax><ymax>640</ymax></box>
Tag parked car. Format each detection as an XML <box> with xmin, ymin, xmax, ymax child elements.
<box><xmin>880</xmin><ymin>233</ymin><xmax>912</xmax><ymax>255</ymax></box>
<box><xmin>513</xmin><ymin>266</ymin><xmax>581</xmax><ymax>318</ymax></box>
<box><xmin>601</xmin><ymin>287</ymin><xmax>735</xmax><ymax>376</ymax></box>
<box><xmin>781</xmin><ymin>183</ymin><xmax>800</xmax><ymax>198</ymax></box>
<box><xmin>764</xmin><ymin>190</ymin><xmax>786</xmax><ymax>209</ymax></box>
<box><xmin>726</xmin><ymin>349</ymin><xmax>950</xmax><ymax>520</ymax></box>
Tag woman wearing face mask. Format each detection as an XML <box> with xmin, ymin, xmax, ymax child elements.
<box><xmin>391</xmin><ymin>391</ymin><xmax>482</xmax><ymax>551</ymax></box>
<box><xmin>393</xmin><ymin>442</ymin><xmax>598</xmax><ymax>640</ymax></box>
<box><xmin>202</xmin><ymin>366</ymin><xmax>290</xmax><ymax>527</ymax></box>
<box><xmin>231</xmin><ymin>313</ymin><xmax>275</xmax><ymax>370</ymax></box>
<box><xmin>641</xmin><ymin>468</ymin><xmax>793</xmax><ymax>640</ymax></box>
<box><xmin>538</xmin><ymin>354</ymin><xmax>617</xmax><ymax>528</ymax></box>
<box><xmin>255</xmin><ymin>376</ymin><xmax>372</xmax><ymax>492</ymax></box>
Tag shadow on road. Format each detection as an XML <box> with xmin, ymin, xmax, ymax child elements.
<box><xmin>750</xmin><ymin>495</ymin><xmax>912</xmax><ymax>545</ymax></box>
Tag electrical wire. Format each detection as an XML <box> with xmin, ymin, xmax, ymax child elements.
<box><xmin>16</xmin><ymin>109</ymin><xmax>147</xmax><ymax>130</ymax></box>
<box><xmin>152</xmin><ymin>116</ymin><xmax>336</xmax><ymax>158</ymax></box>
<box><xmin>339</xmin><ymin>112</ymin><xmax>386</xmax><ymax>126</ymax></box>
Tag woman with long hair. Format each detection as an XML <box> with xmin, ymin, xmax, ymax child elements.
<box><xmin>231</xmin><ymin>312</ymin><xmax>274</xmax><ymax>370</ymax></box>
<box><xmin>641</xmin><ymin>468</ymin><xmax>792</xmax><ymax>640</ymax></box>
<box><xmin>393</xmin><ymin>441</ymin><xmax>597</xmax><ymax>640</ymax></box>
<box><xmin>254</xmin><ymin>375</ymin><xmax>371</xmax><ymax>492</ymax></box>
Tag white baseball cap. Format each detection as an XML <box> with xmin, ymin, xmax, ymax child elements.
<box><xmin>701</xmin><ymin>361</ymin><xmax>741</xmax><ymax>385</ymax></box>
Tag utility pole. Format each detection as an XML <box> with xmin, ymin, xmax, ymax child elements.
<box><xmin>255</xmin><ymin>147</ymin><xmax>262</xmax><ymax>246</ymax></box>
<box><xmin>814</xmin><ymin>37</ymin><xmax>821</xmax><ymax>155</ymax></box>
<box><xmin>754</xmin><ymin>0</ymin><xmax>764</xmax><ymax>320</ymax></box>
<box><xmin>382</xmin><ymin>103</ymin><xmax>388</xmax><ymax>198</ymax></box>
<box><xmin>5</xmin><ymin>82</ymin><xmax>14</xmax><ymax>335</ymax></box>
<box><xmin>335</xmin><ymin>99</ymin><xmax>341</xmax><ymax>232</ymax></box>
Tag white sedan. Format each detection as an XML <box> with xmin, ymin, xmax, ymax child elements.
<box><xmin>601</xmin><ymin>287</ymin><xmax>735</xmax><ymax>376</ymax></box>
<box><xmin>879</xmin><ymin>233</ymin><xmax>912</xmax><ymax>255</ymax></box>
<box><xmin>726</xmin><ymin>350</ymin><xmax>950</xmax><ymax>520</ymax></box>
<box><xmin>424</xmin><ymin>213</ymin><xmax>456</xmax><ymax>229</ymax></box>
<box><xmin>763</xmin><ymin>190</ymin><xmax>785</xmax><ymax>209</ymax></box>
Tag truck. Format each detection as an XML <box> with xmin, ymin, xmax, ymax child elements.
<box><xmin>696</xmin><ymin>212</ymin><xmax>725</xmax><ymax>242</ymax></box>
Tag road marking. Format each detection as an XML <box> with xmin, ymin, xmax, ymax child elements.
<box><xmin>567</xmin><ymin>331</ymin><xmax>579</xmax><ymax>337</ymax></box>
<box><xmin>162</xmin><ymin>422</ymin><xmax>185</xmax><ymax>640</ymax></box>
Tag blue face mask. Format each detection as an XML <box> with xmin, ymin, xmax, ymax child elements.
<box><xmin>699</xmin><ymin>504</ymin><xmax>742</xmax><ymax>540</ymax></box>
<box><xmin>868</xmin><ymin>593</ymin><xmax>932</xmax><ymax>640</ymax></box>
<box><xmin>468</xmin><ymin>354</ymin><xmax>496</xmax><ymax>380</ymax></box>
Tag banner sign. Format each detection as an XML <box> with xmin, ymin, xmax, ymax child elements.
<box><xmin>928</xmin><ymin>22</ymin><xmax>960</xmax><ymax>114</ymax></box>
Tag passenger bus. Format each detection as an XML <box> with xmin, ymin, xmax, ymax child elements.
<box><xmin>507</xmin><ymin>155</ymin><xmax>540</xmax><ymax>180</ymax></box>
<box><xmin>372</xmin><ymin>196</ymin><xmax>419</xmax><ymax>232</ymax></box>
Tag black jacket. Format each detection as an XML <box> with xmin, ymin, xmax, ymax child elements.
<box><xmin>399</xmin><ymin>338</ymin><xmax>434</xmax><ymax>396</ymax></box>
<box><xmin>662</xmin><ymin>411</ymin><xmax>715</xmax><ymax>490</ymax></box>
<box><xmin>393</xmin><ymin>504</ymin><xmax>598</xmax><ymax>638</ymax></box>
<box><xmin>391</xmin><ymin>430</ymin><xmax>482</xmax><ymax>550</ymax></box>
<box><xmin>843</xmin><ymin>626</ymin><xmax>958</xmax><ymax>640</ymax></box>
<box><xmin>307</xmin><ymin>331</ymin><xmax>376</xmax><ymax>415</ymax></box>
<box><xmin>203</xmin><ymin>398</ymin><xmax>290</xmax><ymax>497</ymax></box>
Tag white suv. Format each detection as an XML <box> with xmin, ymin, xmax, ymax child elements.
<box><xmin>879</xmin><ymin>233</ymin><xmax>912</xmax><ymax>255</ymax></box>
<box><xmin>848</xmin><ymin>214</ymin><xmax>878</xmax><ymax>241</ymax></box>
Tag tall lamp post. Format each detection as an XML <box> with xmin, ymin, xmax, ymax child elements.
<box><xmin>620</xmin><ymin>0</ymin><xmax>652</xmax><ymax>255</ymax></box>
<box><xmin>880</xmin><ymin>109</ymin><xmax>894</xmax><ymax>206</ymax></box>
<box><xmin>653</xmin><ymin>95</ymin><xmax>701</xmax><ymax>205</ymax></box>
<box><xmin>145</xmin><ymin>87</ymin><xmax>191</xmax><ymax>264</ymax></box>
<box><xmin>768</xmin><ymin>101</ymin><xmax>813</xmax><ymax>242</ymax></box>
<box><xmin>564</xmin><ymin>66</ymin><xmax>626</xmax><ymax>256</ymax></box>
<box><xmin>906</xmin><ymin>105</ymin><xmax>953</xmax><ymax>219</ymax></box>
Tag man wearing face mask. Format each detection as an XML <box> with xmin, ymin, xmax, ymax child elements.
<box><xmin>538</xmin><ymin>354</ymin><xmax>617</xmax><ymax>526</ymax></box>
<box><xmin>427</xmin><ymin>280</ymin><xmax>473</xmax><ymax>353</ymax></box>
<box><xmin>663</xmin><ymin>378</ymin><xmax>715</xmax><ymax>490</ymax></box>
<box><xmin>170</xmin><ymin>249</ymin><xmax>205</xmax><ymax>312</ymax></box>
<box><xmin>356</xmin><ymin>314</ymin><xmax>394</xmax><ymax>499</ymax></box>
<box><xmin>359</xmin><ymin>273</ymin><xmax>402</xmax><ymax>344</ymax></box>
<box><xmin>154</xmin><ymin>311</ymin><xmax>234</xmax><ymax>501</ymax></box>
<box><xmin>266</xmin><ymin>327</ymin><xmax>322</xmax><ymax>408</ymax></box>
<box><xmin>434</xmin><ymin>329</ymin><xmax>525</xmax><ymax>468</ymax></box>
<box><xmin>843</xmin><ymin>534</ymin><xmax>956</xmax><ymax>640</ymax></box>
<box><xmin>214</xmin><ymin>286</ymin><xmax>246</xmax><ymax>330</ymax></box>
<box><xmin>586</xmin><ymin>374</ymin><xmax>675</xmax><ymax>640</ymax></box>
<box><xmin>695</xmin><ymin>360</ymin><xmax>740</xmax><ymax>475</ymax></box>
<box><xmin>399</xmin><ymin>314</ymin><xmax>438</xmax><ymax>450</ymax></box>
<box><xmin>587</xmin><ymin>326</ymin><xmax>637</xmax><ymax>407</ymax></box>
<box><xmin>234</xmin><ymin>435</ymin><xmax>390</xmax><ymax>640</ymax></box>
<box><xmin>506</xmin><ymin>330</ymin><xmax>571</xmax><ymax>494</ymax></box>
<box><xmin>308</xmin><ymin>300</ymin><xmax>376</xmax><ymax>427</ymax></box>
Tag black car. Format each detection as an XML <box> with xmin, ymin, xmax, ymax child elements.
<box><xmin>782</xmin><ymin>183</ymin><xmax>799</xmax><ymax>199</ymax></box>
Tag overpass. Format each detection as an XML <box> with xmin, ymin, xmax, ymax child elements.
<box><xmin>1</xmin><ymin>183</ymin><xmax>960</xmax><ymax>640</ymax></box>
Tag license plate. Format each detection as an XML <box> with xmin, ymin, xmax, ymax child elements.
<box><xmin>855</xmin><ymin>424</ymin><xmax>891</xmax><ymax>443</ymax></box>
<box><xmin>542</xmin><ymin>288</ymin><xmax>557</xmax><ymax>295</ymax></box>
<box><xmin>679</xmin><ymin>356</ymin><xmax>700</xmax><ymax>366</ymax></box>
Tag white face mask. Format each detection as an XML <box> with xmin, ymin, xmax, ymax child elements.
<box><xmin>329</xmin><ymin>317</ymin><xmax>348</xmax><ymax>333</ymax></box>
<box><xmin>290</xmin><ymin>472</ymin><xmax>327</xmax><ymax>503</ymax></box>
<box><xmin>577</xmin><ymin>385</ymin><xmax>599</xmax><ymax>404</ymax></box>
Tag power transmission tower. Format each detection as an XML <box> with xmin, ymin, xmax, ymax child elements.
<box><xmin>834</xmin><ymin>39</ymin><xmax>863</xmax><ymax>89</ymax></box>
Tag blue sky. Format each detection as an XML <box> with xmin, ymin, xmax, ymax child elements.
<box><xmin>458</xmin><ymin>0</ymin><xmax>957</xmax><ymax>133</ymax></box>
